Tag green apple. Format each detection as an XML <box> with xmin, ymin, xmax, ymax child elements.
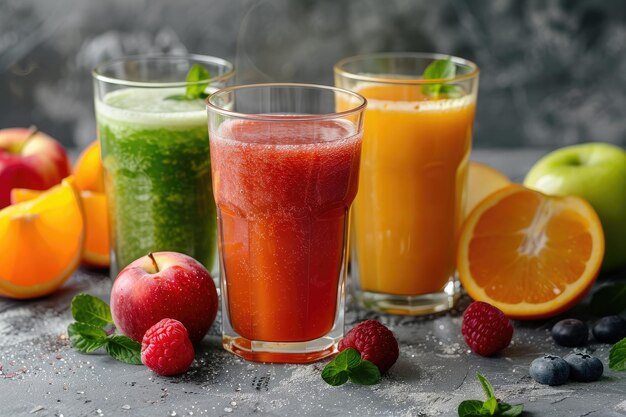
<box><xmin>524</xmin><ymin>142</ymin><xmax>626</xmax><ymax>271</ymax></box>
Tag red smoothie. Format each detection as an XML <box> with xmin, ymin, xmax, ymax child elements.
<box><xmin>210</xmin><ymin>118</ymin><xmax>361</xmax><ymax>342</ymax></box>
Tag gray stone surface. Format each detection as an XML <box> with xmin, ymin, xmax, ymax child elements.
<box><xmin>1</xmin><ymin>149</ymin><xmax>625</xmax><ymax>417</ymax></box>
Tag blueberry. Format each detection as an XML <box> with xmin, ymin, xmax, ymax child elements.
<box><xmin>592</xmin><ymin>316</ymin><xmax>626</xmax><ymax>344</ymax></box>
<box><xmin>551</xmin><ymin>319</ymin><xmax>588</xmax><ymax>347</ymax></box>
<box><xmin>564</xmin><ymin>353</ymin><xmax>603</xmax><ymax>382</ymax></box>
<box><xmin>529</xmin><ymin>355</ymin><xmax>570</xmax><ymax>386</ymax></box>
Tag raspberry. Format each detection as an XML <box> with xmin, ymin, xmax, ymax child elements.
<box><xmin>338</xmin><ymin>320</ymin><xmax>399</xmax><ymax>373</ymax></box>
<box><xmin>141</xmin><ymin>318</ymin><xmax>195</xmax><ymax>376</ymax></box>
<box><xmin>462</xmin><ymin>301</ymin><xmax>513</xmax><ymax>357</ymax></box>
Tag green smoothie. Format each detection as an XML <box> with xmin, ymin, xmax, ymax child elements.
<box><xmin>95</xmin><ymin>87</ymin><xmax>216</xmax><ymax>275</ymax></box>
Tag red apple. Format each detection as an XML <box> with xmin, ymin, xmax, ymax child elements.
<box><xmin>0</xmin><ymin>127</ymin><xmax>71</xmax><ymax>208</ymax></box>
<box><xmin>110</xmin><ymin>251</ymin><xmax>218</xmax><ymax>344</ymax></box>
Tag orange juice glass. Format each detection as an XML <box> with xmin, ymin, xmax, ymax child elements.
<box><xmin>335</xmin><ymin>53</ymin><xmax>479</xmax><ymax>315</ymax></box>
<box><xmin>207</xmin><ymin>84</ymin><xmax>366</xmax><ymax>363</ymax></box>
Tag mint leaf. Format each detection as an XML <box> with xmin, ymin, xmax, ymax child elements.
<box><xmin>458</xmin><ymin>400</ymin><xmax>485</xmax><ymax>417</ymax></box>
<box><xmin>590</xmin><ymin>284</ymin><xmax>626</xmax><ymax>316</ymax></box>
<box><xmin>321</xmin><ymin>348</ymin><xmax>381</xmax><ymax>386</ymax></box>
<box><xmin>67</xmin><ymin>322</ymin><xmax>108</xmax><ymax>353</ymax></box>
<box><xmin>336</xmin><ymin>348</ymin><xmax>362</xmax><ymax>369</ymax></box>
<box><xmin>105</xmin><ymin>335</ymin><xmax>142</xmax><ymax>365</ymax></box>
<box><xmin>166</xmin><ymin>64</ymin><xmax>211</xmax><ymax>101</ymax></box>
<box><xmin>481</xmin><ymin>397</ymin><xmax>497</xmax><ymax>415</ymax></box>
<box><xmin>71</xmin><ymin>294</ymin><xmax>113</xmax><ymax>327</ymax></box>
<box><xmin>321</xmin><ymin>362</ymin><xmax>349</xmax><ymax>386</ymax></box>
<box><xmin>185</xmin><ymin>64</ymin><xmax>210</xmax><ymax>98</ymax></box>
<box><xmin>457</xmin><ymin>374</ymin><xmax>523</xmax><ymax>417</ymax></box>
<box><xmin>423</xmin><ymin>57</ymin><xmax>456</xmax><ymax>80</ymax></box>
<box><xmin>321</xmin><ymin>348</ymin><xmax>360</xmax><ymax>386</ymax></box>
<box><xmin>348</xmin><ymin>360</ymin><xmax>381</xmax><ymax>385</ymax></box>
<box><xmin>422</xmin><ymin>57</ymin><xmax>461</xmax><ymax>98</ymax></box>
<box><xmin>609</xmin><ymin>337</ymin><xmax>626</xmax><ymax>371</ymax></box>
<box><xmin>477</xmin><ymin>373</ymin><xmax>496</xmax><ymax>400</ymax></box>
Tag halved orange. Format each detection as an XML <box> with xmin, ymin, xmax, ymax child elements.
<box><xmin>466</xmin><ymin>162</ymin><xmax>511</xmax><ymax>216</ymax></box>
<box><xmin>74</xmin><ymin>140</ymin><xmax>105</xmax><ymax>193</ymax></box>
<box><xmin>458</xmin><ymin>184</ymin><xmax>604</xmax><ymax>320</ymax></box>
<box><xmin>0</xmin><ymin>177</ymin><xmax>84</xmax><ymax>299</ymax></box>
<box><xmin>11</xmin><ymin>188</ymin><xmax>109</xmax><ymax>268</ymax></box>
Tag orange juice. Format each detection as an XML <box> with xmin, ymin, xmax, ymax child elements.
<box><xmin>353</xmin><ymin>85</ymin><xmax>476</xmax><ymax>296</ymax></box>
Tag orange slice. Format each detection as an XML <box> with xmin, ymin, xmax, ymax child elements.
<box><xmin>0</xmin><ymin>177</ymin><xmax>84</xmax><ymax>299</ymax></box>
<box><xmin>466</xmin><ymin>162</ymin><xmax>511</xmax><ymax>216</ymax></box>
<box><xmin>12</xmin><ymin>188</ymin><xmax>109</xmax><ymax>268</ymax></box>
<box><xmin>74</xmin><ymin>140</ymin><xmax>105</xmax><ymax>193</ymax></box>
<box><xmin>79</xmin><ymin>191</ymin><xmax>109</xmax><ymax>267</ymax></box>
<box><xmin>458</xmin><ymin>184</ymin><xmax>604</xmax><ymax>319</ymax></box>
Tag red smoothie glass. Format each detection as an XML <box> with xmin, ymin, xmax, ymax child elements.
<box><xmin>207</xmin><ymin>84</ymin><xmax>366</xmax><ymax>363</ymax></box>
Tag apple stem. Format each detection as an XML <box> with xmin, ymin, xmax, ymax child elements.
<box><xmin>16</xmin><ymin>126</ymin><xmax>39</xmax><ymax>153</ymax></box>
<box><xmin>24</xmin><ymin>125</ymin><xmax>39</xmax><ymax>143</ymax></box>
<box><xmin>148</xmin><ymin>252</ymin><xmax>160</xmax><ymax>273</ymax></box>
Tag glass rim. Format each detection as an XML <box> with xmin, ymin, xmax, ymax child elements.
<box><xmin>206</xmin><ymin>83</ymin><xmax>368</xmax><ymax>122</ymax></box>
<box><xmin>334</xmin><ymin>52</ymin><xmax>479</xmax><ymax>85</ymax></box>
<box><xmin>92</xmin><ymin>53</ymin><xmax>235</xmax><ymax>88</ymax></box>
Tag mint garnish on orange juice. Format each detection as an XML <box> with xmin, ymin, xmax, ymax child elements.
<box><xmin>422</xmin><ymin>56</ymin><xmax>462</xmax><ymax>98</ymax></box>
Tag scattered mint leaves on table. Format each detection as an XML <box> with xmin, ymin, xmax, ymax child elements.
<box><xmin>67</xmin><ymin>293</ymin><xmax>142</xmax><ymax>365</ymax></box>
<box><xmin>67</xmin><ymin>322</ymin><xmax>107</xmax><ymax>353</ymax></box>
<box><xmin>71</xmin><ymin>293</ymin><xmax>113</xmax><ymax>327</ymax></box>
<box><xmin>165</xmin><ymin>63</ymin><xmax>211</xmax><ymax>101</ymax></box>
<box><xmin>609</xmin><ymin>337</ymin><xmax>626</xmax><ymax>371</ymax></box>
<box><xmin>321</xmin><ymin>348</ymin><xmax>381</xmax><ymax>386</ymax></box>
<box><xmin>590</xmin><ymin>283</ymin><xmax>626</xmax><ymax>316</ymax></box>
<box><xmin>458</xmin><ymin>373</ymin><xmax>523</xmax><ymax>417</ymax></box>
<box><xmin>105</xmin><ymin>335</ymin><xmax>142</xmax><ymax>365</ymax></box>
<box><xmin>422</xmin><ymin>57</ymin><xmax>462</xmax><ymax>98</ymax></box>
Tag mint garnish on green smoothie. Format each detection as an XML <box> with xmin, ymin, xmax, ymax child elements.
<box><xmin>457</xmin><ymin>373</ymin><xmax>523</xmax><ymax>417</ymax></box>
<box><xmin>165</xmin><ymin>63</ymin><xmax>211</xmax><ymax>101</ymax></box>
<box><xmin>422</xmin><ymin>57</ymin><xmax>462</xmax><ymax>98</ymax></box>
<box><xmin>67</xmin><ymin>293</ymin><xmax>142</xmax><ymax>365</ymax></box>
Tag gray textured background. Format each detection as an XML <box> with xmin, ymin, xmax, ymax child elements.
<box><xmin>1</xmin><ymin>0</ymin><xmax>626</xmax><ymax>150</ymax></box>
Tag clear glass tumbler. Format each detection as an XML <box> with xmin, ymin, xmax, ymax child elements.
<box><xmin>93</xmin><ymin>55</ymin><xmax>234</xmax><ymax>279</ymax></box>
<box><xmin>207</xmin><ymin>83</ymin><xmax>366</xmax><ymax>363</ymax></box>
<box><xmin>335</xmin><ymin>53</ymin><xmax>479</xmax><ymax>315</ymax></box>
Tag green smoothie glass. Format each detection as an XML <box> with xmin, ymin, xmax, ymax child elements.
<box><xmin>93</xmin><ymin>55</ymin><xmax>234</xmax><ymax>278</ymax></box>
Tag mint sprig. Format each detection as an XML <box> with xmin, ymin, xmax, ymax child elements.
<box><xmin>321</xmin><ymin>348</ymin><xmax>381</xmax><ymax>386</ymax></box>
<box><xmin>165</xmin><ymin>63</ymin><xmax>211</xmax><ymax>101</ymax></box>
<box><xmin>105</xmin><ymin>335</ymin><xmax>142</xmax><ymax>365</ymax></box>
<box><xmin>609</xmin><ymin>337</ymin><xmax>626</xmax><ymax>371</ymax></box>
<box><xmin>68</xmin><ymin>322</ymin><xmax>108</xmax><ymax>353</ymax></box>
<box><xmin>590</xmin><ymin>283</ymin><xmax>626</xmax><ymax>316</ymax></box>
<box><xmin>458</xmin><ymin>373</ymin><xmax>523</xmax><ymax>417</ymax></box>
<box><xmin>422</xmin><ymin>57</ymin><xmax>462</xmax><ymax>98</ymax></box>
<box><xmin>71</xmin><ymin>293</ymin><xmax>113</xmax><ymax>327</ymax></box>
<box><xmin>67</xmin><ymin>294</ymin><xmax>142</xmax><ymax>365</ymax></box>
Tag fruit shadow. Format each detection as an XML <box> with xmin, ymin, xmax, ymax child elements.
<box><xmin>172</xmin><ymin>335</ymin><xmax>229</xmax><ymax>385</ymax></box>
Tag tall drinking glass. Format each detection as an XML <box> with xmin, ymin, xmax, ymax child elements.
<box><xmin>93</xmin><ymin>55</ymin><xmax>234</xmax><ymax>278</ymax></box>
<box><xmin>335</xmin><ymin>53</ymin><xmax>479</xmax><ymax>315</ymax></box>
<box><xmin>207</xmin><ymin>84</ymin><xmax>366</xmax><ymax>363</ymax></box>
